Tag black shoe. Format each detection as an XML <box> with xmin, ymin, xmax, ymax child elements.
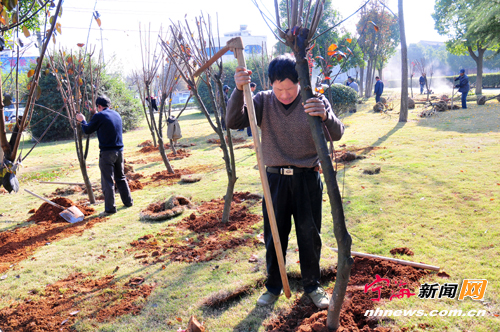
<box><xmin>124</xmin><ymin>202</ymin><xmax>133</xmax><ymax>207</ymax></box>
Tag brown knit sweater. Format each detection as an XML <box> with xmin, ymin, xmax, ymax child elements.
<box><xmin>226</xmin><ymin>89</ymin><xmax>344</xmax><ymax>168</ymax></box>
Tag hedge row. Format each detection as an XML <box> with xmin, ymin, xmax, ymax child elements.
<box><xmin>385</xmin><ymin>73</ymin><xmax>500</xmax><ymax>89</ymax></box>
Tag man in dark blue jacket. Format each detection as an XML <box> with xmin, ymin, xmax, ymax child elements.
<box><xmin>374</xmin><ymin>76</ymin><xmax>384</xmax><ymax>103</ymax></box>
<box><xmin>455</xmin><ymin>69</ymin><xmax>470</xmax><ymax>109</ymax></box>
<box><xmin>419</xmin><ymin>73</ymin><xmax>427</xmax><ymax>94</ymax></box>
<box><xmin>76</xmin><ymin>95</ymin><xmax>133</xmax><ymax>214</ymax></box>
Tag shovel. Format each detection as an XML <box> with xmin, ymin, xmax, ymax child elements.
<box><xmin>24</xmin><ymin>189</ymin><xmax>85</xmax><ymax>223</ymax></box>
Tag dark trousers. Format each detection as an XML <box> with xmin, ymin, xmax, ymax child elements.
<box><xmin>246</xmin><ymin>127</ymin><xmax>252</xmax><ymax>137</ymax></box>
<box><xmin>375</xmin><ymin>94</ymin><xmax>382</xmax><ymax>103</ymax></box>
<box><xmin>99</xmin><ymin>150</ymin><xmax>133</xmax><ymax>213</ymax></box>
<box><xmin>461</xmin><ymin>91</ymin><xmax>468</xmax><ymax>109</ymax></box>
<box><xmin>420</xmin><ymin>84</ymin><xmax>425</xmax><ymax>94</ymax></box>
<box><xmin>263</xmin><ymin>169</ymin><xmax>323</xmax><ymax>295</ymax></box>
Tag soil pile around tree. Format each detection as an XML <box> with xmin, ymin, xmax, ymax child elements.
<box><xmin>0</xmin><ymin>216</ymin><xmax>107</xmax><ymax>274</ymax></box>
<box><xmin>390</xmin><ymin>247</ymin><xmax>414</xmax><ymax>256</ymax></box>
<box><xmin>127</xmin><ymin>192</ymin><xmax>262</xmax><ymax>264</ymax></box>
<box><xmin>0</xmin><ymin>272</ymin><xmax>153</xmax><ymax>331</ymax></box>
<box><xmin>149</xmin><ymin>168</ymin><xmax>194</xmax><ymax>183</ymax></box>
<box><xmin>266</xmin><ymin>256</ymin><xmax>429</xmax><ymax>332</ymax></box>
<box><xmin>139</xmin><ymin>195</ymin><xmax>192</xmax><ymax>221</ymax></box>
<box><xmin>27</xmin><ymin>197</ymin><xmax>95</xmax><ymax>223</ymax></box>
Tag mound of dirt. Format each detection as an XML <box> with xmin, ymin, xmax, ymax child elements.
<box><xmin>128</xmin><ymin>180</ymin><xmax>144</xmax><ymax>191</ymax></box>
<box><xmin>477</xmin><ymin>95</ymin><xmax>487</xmax><ymax>105</ymax></box>
<box><xmin>390</xmin><ymin>247</ymin><xmax>414</xmax><ymax>256</ymax></box>
<box><xmin>127</xmin><ymin>192</ymin><xmax>262</xmax><ymax>264</ymax></box>
<box><xmin>126</xmin><ymin>172</ymin><xmax>145</xmax><ymax>181</ymax></box>
<box><xmin>138</xmin><ymin>140</ymin><xmax>153</xmax><ymax>147</ymax></box>
<box><xmin>50</xmin><ymin>185</ymin><xmax>84</xmax><ymax>197</ymax></box>
<box><xmin>139</xmin><ymin>196</ymin><xmax>192</xmax><ymax>221</ymax></box>
<box><xmin>27</xmin><ymin>197</ymin><xmax>95</xmax><ymax>224</ymax></box>
<box><xmin>408</xmin><ymin>98</ymin><xmax>415</xmax><ymax>109</ymax></box>
<box><xmin>266</xmin><ymin>256</ymin><xmax>429</xmax><ymax>331</ymax></box>
<box><xmin>373</xmin><ymin>102</ymin><xmax>384</xmax><ymax>112</ymax></box>
<box><xmin>150</xmin><ymin>168</ymin><xmax>194</xmax><ymax>183</ymax></box>
<box><xmin>0</xmin><ymin>272</ymin><xmax>153</xmax><ymax>330</ymax></box>
<box><xmin>138</xmin><ymin>143</ymin><xmax>170</xmax><ymax>153</ymax></box>
<box><xmin>0</xmin><ymin>216</ymin><xmax>108</xmax><ymax>274</ymax></box>
<box><xmin>434</xmin><ymin>101</ymin><xmax>447</xmax><ymax>112</ymax></box>
<box><xmin>180</xmin><ymin>174</ymin><xmax>202</xmax><ymax>183</ymax></box>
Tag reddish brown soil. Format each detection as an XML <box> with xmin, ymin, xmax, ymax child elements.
<box><xmin>0</xmin><ymin>216</ymin><xmax>107</xmax><ymax>274</ymax></box>
<box><xmin>127</xmin><ymin>192</ymin><xmax>262</xmax><ymax>264</ymax></box>
<box><xmin>149</xmin><ymin>168</ymin><xmax>194</xmax><ymax>183</ymax></box>
<box><xmin>333</xmin><ymin>146</ymin><xmax>385</xmax><ymax>163</ymax></box>
<box><xmin>390</xmin><ymin>247</ymin><xmax>414</xmax><ymax>256</ymax></box>
<box><xmin>128</xmin><ymin>180</ymin><xmax>144</xmax><ymax>191</ymax></box>
<box><xmin>50</xmin><ymin>185</ymin><xmax>84</xmax><ymax>197</ymax></box>
<box><xmin>138</xmin><ymin>143</ymin><xmax>170</xmax><ymax>153</ymax></box>
<box><xmin>0</xmin><ymin>272</ymin><xmax>153</xmax><ymax>331</ymax></box>
<box><xmin>266</xmin><ymin>257</ymin><xmax>429</xmax><ymax>332</ymax></box>
<box><xmin>126</xmin><ymin>172</ymin><xmax>145</xmax><ymax>181</ymax></box>
<box><xmin>138</xmin><ymin>140</ymin><xmax>153</xmax><ymax>147</ymax></box>
<box><xmin>145</xmin><ymin>148</ymin><xmax>192</xmax><ymax>162</ymax></box>
<box><xmin>27</xmin><ymin>197</ymin><xmax>95</xmax><ymax>224</ymax></box>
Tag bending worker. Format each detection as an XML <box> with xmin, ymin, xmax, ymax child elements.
<box><xmin>455</xmin><ymin>69</ymin><xmax>470</xmax><ymax>109</ymax></box>
<box><xmin>76</xmin><ymin>95</ymin><xmax>133</xmax><ymax>215</ymax></box>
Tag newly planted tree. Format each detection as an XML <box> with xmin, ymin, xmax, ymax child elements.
<box><xmin>255</xmin><ymin>0</ymin><xmax>353</xmax><ymax>329</ymax></box>
<box><xmin>136</xmin><ymin>24</ymin><xmax>175</xmax><ymax>173</ymax></box>
<box><xmin>47</xmin><ymin>48</ymin><xmax>103</xmax><ymax>203</ymax></box>
<box><xmin>162</xmin><ymin>15</ymin><xmax>237</xmax><ymax>224</ymax></box>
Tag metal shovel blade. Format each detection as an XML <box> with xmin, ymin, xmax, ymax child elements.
<box><xmin>59</xmin><ymin>206</ymin><xmax>85</xmax><ymax>223</ymax></box>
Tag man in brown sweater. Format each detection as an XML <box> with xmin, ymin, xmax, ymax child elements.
<box><xmin>226</xmin><ymin>55</ymin><xmax>344</xmax><ymax>308</ymax></box>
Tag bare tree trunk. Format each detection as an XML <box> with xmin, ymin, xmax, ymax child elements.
<box><xmin>294</xmin><ymin>30</ymin><xmax>352</xmax><ymax>332</ymax></box>
<box><xmin>468</xmin><ymin>44</ymin><xmax>486</xmax><ymax>95</ymax></box>
<box><xmin>398</xmin><ymin>0</ymin><xmax>408</xmax><ymax>122</ymax></box>
<box><xmin>146</xmin><ymin>86</ymin><xmax>174</xmax><ymax>173</ymax></box>
<box><xmin>142</xmin><ymin>102</ymin><xmax>157</xmax><ymax>147</ymax></box>
<box><xmin>75</xmin><ymin>126</ymin><xmax>95</xmax><ymax>203</ymax></box>
<box><xmin>359</xmin><ymin>65</ymin><xmax>365</xmax><ymax>97</ymax></box>
<box><xmin>364</xmin><ymin>59</ymin><xmax>372</xmax><ymax>98</ymax></box>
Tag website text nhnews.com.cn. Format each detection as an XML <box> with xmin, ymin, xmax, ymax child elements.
<box><xmin>364</xmin><ymin>308</ymin><xmax>487</xmax><ymax>318</ymax></box>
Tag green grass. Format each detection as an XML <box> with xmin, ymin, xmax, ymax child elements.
<box><xmin>0</xmin><ymin>101</ymin><xmax>499</xmax><ymax>331</ymax></box>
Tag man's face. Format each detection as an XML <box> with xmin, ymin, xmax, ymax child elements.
<box><xmin>251</xmin><ymin>86</ymin><xmax>256</xmax><ymax>92</ymax></box>
<box><xmin>271</xmin><ymin>79</ymin><xmax>300</xmax><ymax>105</ymax></box>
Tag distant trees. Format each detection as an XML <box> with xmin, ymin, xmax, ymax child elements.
<box><xmin>433</xmin><ymin>0</ymin><xmax>500</xmax><ymax>95</ymax></box>
<box><xmin>356</xmin><ymin>0</ymin><xmax>400</xmax><ymax>97</ymax></box>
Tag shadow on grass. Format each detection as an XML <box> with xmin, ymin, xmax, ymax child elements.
<box><xmin>371</xmin><ymin>121</ymin><xmax>407</xmax><ymax>147</ymax></box>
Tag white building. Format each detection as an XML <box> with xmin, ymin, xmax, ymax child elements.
<box><xmin>215</xmin><ymin>25</ymin><xmax>267</xmax><ymax>62</ymax></box>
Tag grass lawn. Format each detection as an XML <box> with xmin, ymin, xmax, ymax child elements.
<box><xmin>0</xmin><ymin>97</ymin><xmax>498</xmax><ymax>331</ymax></box>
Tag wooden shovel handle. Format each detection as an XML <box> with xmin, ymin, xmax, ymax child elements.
<box><xmin>24</xmin><ymin>189</ymin><xmax>65</xmax><ymax>210</ymax></box>
<box><xmin>234</xmin><ymin>45</ymin><xmax>291</xmax><ymax>299</ymax></box>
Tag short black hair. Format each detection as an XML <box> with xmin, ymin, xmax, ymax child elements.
<box><xmin>268</xmin><ymin>55</ymin><xmax>298</xmax><ymax>85</ymax></box>
<box><xmin>250</xmin><ymin>82</ymin><xmax>257</xmax><ymax>88</ymax></box>
<box><xmin>96</xmin><ymin>95</ymin><xmax>111</xmax><ymax>108</ymax></box>
<box><xmin>375</xmin><ymin>76</ymin><xmax>380</xmax><ymax>80</ymax></box>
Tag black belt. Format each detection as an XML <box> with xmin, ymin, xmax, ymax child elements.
<box><xmin>266</xmin><ymin>166</ymin><xmax>319</xmax><ymax>175</ymax></box>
